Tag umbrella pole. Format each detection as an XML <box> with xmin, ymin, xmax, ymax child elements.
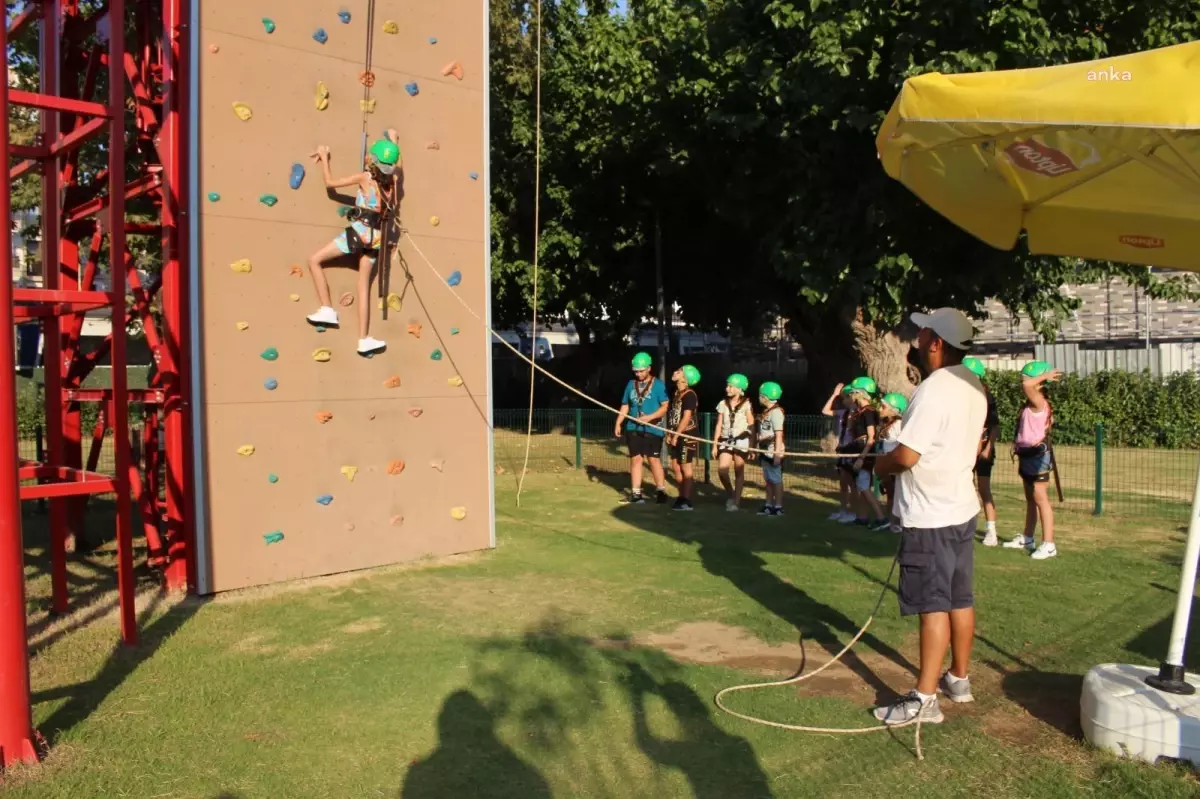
<box><xmin>1145</xmin><ymin>453</ymin><xmax>1200</xmax><ymax>695</ymax></box>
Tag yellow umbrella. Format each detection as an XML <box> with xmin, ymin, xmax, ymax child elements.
<box><xmin>876</xmin><ymin>41</ymin><xmax>1200</xmax><ymax>270</ymax></box>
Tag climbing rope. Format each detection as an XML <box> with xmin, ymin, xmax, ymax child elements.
<box><xmin>515</xmin><ymin>0</ymin><xmax>544</xmax><ymax>508</ymax></box>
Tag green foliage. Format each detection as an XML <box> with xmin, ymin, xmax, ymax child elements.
<box><xmin>987</xmin><ymin>370</ymin><xmax>1200</xmax><ymax>449</ymax></box>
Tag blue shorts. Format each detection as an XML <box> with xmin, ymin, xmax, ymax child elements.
<box><xmin>762</xmin><ymin>458</ymin><xmax>783</xmax><ymax>485</ymax></box>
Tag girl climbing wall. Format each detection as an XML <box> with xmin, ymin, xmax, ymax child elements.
<box><xmin>304</xmin><ymin>130</ymin><xmax>402</xmax><ymax>355</ymax></box>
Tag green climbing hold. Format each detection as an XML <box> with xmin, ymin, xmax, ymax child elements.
<box><xmin>450</xmin><ymin>328</ymin><xmax>460</xmax><ymax>336</ymax></box>
<box><xmin>263</xmin><ymin>531</ymin><xmax>284</xmax><ymax>545</ymax></box>
<box><xmin>261</xmin><ymin>347</ymin><xmax>279</xmax><ymax>361</ymax></box>
<box><xmin>259</xmin><ymin>194</ymin><xmax>278</xmax><ymax>207</ymax></box>
<box><xmin>337</xmin><ymin>206</ymin><xmax>352</xmax><ymax>218</ymax></box>
<box><xmin>431</xmin><ymin>349</ymin><xmax>443</xmax><ymax>361</ymax></box>
<box><xmin>207</xmin><ymin>192</ymin><xmax>220</xmax><ymax>202</ymax></box>
<box><xmin>268</xmin><ymin>473</ymin><xmax>279</xmax><ymax>484</ymax></box>
<box><xmin>261</xmin><ymin>17</ymin><xmax>275</xmax><ymax>34</ymax></box>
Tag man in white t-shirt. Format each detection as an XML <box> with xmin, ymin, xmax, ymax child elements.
<box><xmin>873</xmin><ymin>308</ymin><xmax>987</xmax><ymax>726</ymax></box>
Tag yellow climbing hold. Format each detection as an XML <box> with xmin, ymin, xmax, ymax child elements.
<box><xmin>232</xmin><ymin>102</ymin><xmax>252</xmax><ymax>121</ymax></box>
<box><xmin>387</xmin><ymin>293</ymin><xmax>402</xmax><ymax>311</ymax></box>
<box><xmin>340</xmin><ymin>465</ymin><xmax>358</xmax><ymax>482</ymax></box>
<box><xmin>448</xmin><ymin>376</ymin><xmax>464</xmax><ymax>388</ymax></box>
<box><xmin>237</xmin><ymin>445</ymin><xmax>255</xmax><ymax>456</ymax></box>
<box><xmin>429</xmin><ymin>216</ymin><xmax>440</xmax><ymax>227</ymax></box>
<box><xmin>288</xmin><ymin>293</ymin><xmax>301</xmax><ymax>302</ymax></box>
<box><xmin>383</xmin><ymin>20</ymin><xmax>398</xmax><ymax>34</ymax></box>
<box><xmin>230</xmin><ymin>258</ymin><xmax>252</xmax><ymax>273</ymax></box>
<box><xmin>313</xmin><ymin>348</ymin><xmax>332</xmax><ymax>362</ymax></box>
<box><xmin>360</xmin><ymin>98</ymin><xmax>377</xmax><ymax>113</ymax></box>
<box><xmin>236</xmin><ymin>321</ymin><xmax>249</xmax><ymax>331</ymax></box>
<box><xmin>450</xmin><ymin>507</ymin><xmax>467</xmax><ymax>521</ymax></box>
<box><xmin>315</xmin><ymin>81</ymin><xmax>330</xmax><ymax>111</ymax></box>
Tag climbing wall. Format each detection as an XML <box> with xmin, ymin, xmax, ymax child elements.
<box><xmin>194</xmin><ymin>0</ymin><xmax>491</xmax><ymax>593</ymax></box>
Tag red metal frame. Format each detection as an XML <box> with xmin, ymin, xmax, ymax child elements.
<box><xmin>0</xmin><ymin>0</ymin><xmax>192</xmax><ymax>765</ymax></box>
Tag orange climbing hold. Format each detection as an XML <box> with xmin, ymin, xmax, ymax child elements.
<box><xmin>208</xmin><ymin>44</ymin><xmax>219</xmax><ymax>53</ymax></box>
<box><xmin>383</xmin><ymin>375</ymin><xmax>401</xmax><ymax>389</ymax></box>
<box><xmin>441</xmin><ymin>61</ymin><xmax>464</xmax><ymax>81</ymax></box>
<box><xmin>339</xmin><ymin>292</ymin><xmax>354</xmax><ymax>307</ymax></box>
<box><xmin>407</xmin><ymin>322</ymin><xmax>422</xmax><ymax>338</ymax></box>
<box><xmin>315</xmin><ymin>411</ymin><xmax>333</xmax><ymax>424</ymax></box>
<box><xmin>359</xmin><ymin>70</ymin><xmax>375</xmax><ymax>88</ymax></box>
<box><xmin>426</xmin><ymin>141</ymin><xmax>440</xmax><ymax>150</ymax></box>
<box><xmin>408</xmin><ymin>408</ymin><xmax>423</xmax><ymax>418</ymax></box>
<box><xmin>290</xmin><ymin>264</ymin><xmax>303</xmax><ymax>277</ymax></box>
<box><xmin>387</xmin><ymin>460</ymin><xmax>406</xmax><ymax>475</ymax></box>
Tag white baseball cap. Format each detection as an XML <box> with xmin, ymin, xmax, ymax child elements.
<box><xmin>910</xmin><ymin>308</ymin><xmax>976</xmax><ymax>350</ymax></box>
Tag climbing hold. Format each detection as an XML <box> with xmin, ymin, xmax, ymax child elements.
<box><xmin>315</xmin><ymin>411</ymin><xmax>333</xmax><ymax>424</ymax></box>
<box><xmin>405</xmin><ymin>82</ymin><xmax>419</xmax><ymax>97</ymax></box>
<box><xmin>368</xmin><ymin>413</ymin><xmax>376</xmax><ymax>420</ymax></box>
<box><xmin>387</xmin><ymin>460</ymin><xmax>406</xmax><ymax>475</ymax></box>
<box><xmin>237</xmin><ymin>445</ymin><xmax>255</xmax><ymax>457</ymax></box>
<box><xmin>430</xmin><ymin>216</ymin><xmax>440</xmax><ymax>227</ymax></box>
<box><xmin>264</xmin><ymin>531</ymin><xmax>284</xmax><ymax>545</ymax></box>
<box><xmin>313</xmin><ymin>348</ymin><xmax>332</xmax><ymax>362</ymax></box>
<box><xmin>337</xmin><ymin>206</ymin><xmax>352</xmax><ymax>218</ymax></box>
<box><xmin>408</xmin><ymin>408</ymin><xmax>423</xmax><ymax>418</ymax></box>
<box><xmin>288</xmin><ymin>293</ymin><xmax>301</xmax><ymax>302</ymax></box>
<box><xmin>345</xmin><ymin>523</ymin><xmax>355</xmax><ymax>532</ymax></box>
<box><xmin>290</xmin><ymin>264</ymin><xmax>303</xmax><ymax>278</ymax></box>
<box><xmin>260</xmin><ymin>347</ymin><xmax>278</xmax><ymax>361</ymax></box>
<box><xmin>441</xmin><ymin>61</ymin><xmax>464</xmax><ymax>81</ymax></box>
<box><xmin>383</xmin><ymin>20</ymin><xmax>398</xmax><ymax>34</ymax></box>
<box><xmin>268</xmin><ymin>473</ymin><xmax>279</xmax><ymax>484</ymax></box>
<box><xmin>389</xmin><ymin>514</ymin><xmax>404</xmax><ymax>526</ymax></box>
<box><xmin>447</xmin><ymin>271</ymin><xmax>462</xmax><ymax>287</ymax></box>
<box><xmin>315</xmin><ymin>326</ymin><xmax>326</xmax><ymax>333</ymax></box>
<box><xmin>360</xmin><ymin>98</ymin><xmax>376</xmax><ymax>113</ymax></box>
<box><xmin>232</xmin><ymin>102</ymin><xmax>252</xmax><ymax>121</ymax></box>
<box><xmin>261</xmin><ymin>17</ymin><xmax>275</xmax><ymax>34</ymax></box>
<box><xmin>337</xmin><ymin>8</ymin><xmax>351</xmax><ymax>23</ymax></box>
<box><xmin>407</xmin><ymin>322</ymin><xmax>422</xmax><ymax>338</ymax></box>
<box><xmin>259</xmin><ymin>194</ymin><xmax>278</xmax><ymax>207</ymax></box>
<box><xmin>231</xmin><ymin>258</ymin><xmax>252</xmax><ymax>273</ymax></box>
<box><xmin>316</xmin><ymin>494</ymin><xmax>334</xmax><ymax>506</ymax></box>
<box><xmin>428</xmin><ymin>37</ymin><xmax>438</xmax><ymax>44</ymax></box>
<box><xmin>207</xmin><ymin>192</ymin><xmax>220</xmax><ymax>202</ymax></box>
<box><xmin>430</xmin><ymin>349</ymin><xmax>442</xmax><ymax>361</ymax></box>
<box><xmin>359</xmin><ymin>71</ymin><xmax>375</xmax><ymax>88</ymax></box>
<box><xmin>450</xmin><ymin>328</ymin><xmax>460</xmax><ymax>336</ymax></box>
<box><xmin>315</xmin><ymin>81</ymin><xmax>330</xmax><ymax>111</ymax></box>
<box><xmin>208</xmin><ymin>44</ymin><xmax>219</xmax><ymax>53</ymax></box>
<box><xmin>450</xmin><ymin>507</ymin><xmax>467</xmax><ymax>521</ymax></box>
<box><xmin>387</xmin><ymin>293</ymin><xmax>402</xmax><ymax>311</ymax></box>
<box><xmin>448</xmin><ymin>376</ymin><xmax>464</xmax><ymax>388</ymax></box>
<box><xmin>341</xmin><ymin>466</ymin><xmax>358</xmax><ymax>482</ymax></box>
<box><xmin>430</xmin><ymin>460</ymin><xmax>444</xmax><ymax>472</ymax></box>
<box><xmin>236</xmin><ymin>321</ymin><xmax>249</xmax><ymax>331</ymax></box>
<box><xmin>339</xmin><ymin>292</ymin><xmax>354</xmax><ymax>307</ymax></box>
<box><xmin>426</xmin><ymin>142</ymin><xmax>440</xmax><ymax>151</ymax></box>
<box><xmin>312</xmin><ymin>28</ymin><xmax>327</xmax><ymax>44</ymax></box>
<box><xmin>468</xmin><ymin>172</ymin><xmax>479</xmax><ymax>181</ymax></box>
<box><xmin>264</xmin><ymin>378</ymin><xmax>278</xmax><ymax>391</ymax></box>
<box><xmin>289</xmin><ymin>163</ymin><xmax>305</xmax><ymax>190</ymax></box>
<box><xmin>383</xmin><ymin>375</ymin><xmax>401</xmax><ymax>389</ymax></box>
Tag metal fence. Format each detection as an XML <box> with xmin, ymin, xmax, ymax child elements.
<box><xmin>494</xmin><ymin>409</ymin><xmax>1198</xmax><ymax>523</ymax></box>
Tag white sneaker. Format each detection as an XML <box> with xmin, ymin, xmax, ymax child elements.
<box><xmin>838</xmin><ymin>514</ymin><xmax>858</xmax><ymax>525</ymax></box>
<box><xmin>1031</xmin><ymin>542</ymin><xmax>1058</xmax><ymax>560</ymax></box>
<box><xmin>828</xmin><ymin>510</ymin><xmax>846</xmax><ymax>521</ymax></box>
<box><xmin>1003</xmin><ymin>535</ymin><xmax>1035</xmax><ymax>551</ymax></box>
<box><xmin>725</xmin><ymin>499</ymin><xmax>739</xmax><ymax>512</ymax></box>
<box><xmin>982</xmin><ymin>531</ymin><xmax>999</xmax><ymax>547</ymax></box>
<box><xmin>307</xmin><ymin>306</ymin><xmax>339</xmax><ymax>326</ymax></box>
<box><xmin>357</xmin><ymin>337</ymin><xmax>386</xmax><ymax>355</ymax></box>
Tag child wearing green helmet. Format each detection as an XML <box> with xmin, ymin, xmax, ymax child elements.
<box><xmin>1004</xmin><ymin>361</ymin><xmax>1063</xmax><ymax>560</ymax></box>
<box><xmin>963</xmin><ymin>358</ymin><xmax>1002</xmax><ymax>547</ymax></box>
<box><xmin>840</xmin><ymin>378</ymin><xmax>888</xmax><ymax>530</ymax></box>
<box><xmin>614</xmin><ymin>352</ymin><xmax>670</xmax><ymax>504</ymax></box>
<box><xmin>821</xmin><ymin>382</ymin><xmax>856</xmax><ymax>522</ymax></box>
<box><xmin>304</xmin><ymin>129</ymin><xmax>402</xmax><ymax>356</ymax></box>
<box><xmin>756</xmin><ymin>382</ymin><xmax>786</xmax><ymax>516</ymax></box>
<box><xmin>666</xmin><ymin>364</ymin><xmax>702</xmax><ymax>510</ymax></box>
<box><xmin>713</xmin><ymin>374</ymin><xmax>755</xmax><ymax>511</ymax></box>
<box><xmin>876</xmin><ymin>392</ymin><xmax>908</xmax><ymax>531</ymax></box>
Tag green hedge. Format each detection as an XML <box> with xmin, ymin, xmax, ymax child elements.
<box><xmin>16</xmin><ymin>368</ymin><xmax>153</xmax><ymax>440</ymax></box>
<box><xmin>986</xmin><ymin>369</ymin><xmax>1200</xmax><ymax>448</ymax></box>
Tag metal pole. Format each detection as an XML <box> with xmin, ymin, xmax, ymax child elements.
<box><xmin>0</xmin><ymin>16</ymin><xmax>40</xmax><ymax>765</ymax></box>
<box><xmin>574</xmin><ymin>408</ymin><xmax>582</xmax><ymax>470</ymax></box>
<box><xmin>1093</xmin><ymin>423</ymin><xmax>1103</xmax><ymax>516</ymax></box>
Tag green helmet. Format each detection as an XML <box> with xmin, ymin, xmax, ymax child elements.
<box><xmin>369</xmin><ymin>139</ymin><xmax>400</xmax><ymax>172</ymax></box>
<box><xmin>631</xmin><ymin>352</ymin><xmax>653</xmax><ymax>370</ymax></box>
<box><xmin>841</xmin><ymin>385</ymin><xmax>855</xmax><ymax>394</ymax></box>
<box><xmin>849</xmin><ymin>376</ymin><xmax>877</xmax><ymax>396</ymax></box>
<box><xmin>1022</xmin><ymin>360</ymin><xmax>1052</xmax><ymax>379</ymax></box>
<box><xmin>881</xmin><ymin>392</ymin><xmax>908</xmax><ymax>414</ymax></box>
<box><xmin>963</xmin><ymin>357</ymin><xmax>986</xmax><ymax>378</ymax></box>
<box><xmin>680</xmin><ymin>364</ymin><xmax>701</xmax><ymax>386</ymax></box>
<box><xmin>727</xmin><ymin>373</ymin><xmax>749</xmax><ymax>391</ymax></box>
<box><xmin>759</xmin><ymin>381</ymin><xmax>783</xmax><ymax>402</ymax></box>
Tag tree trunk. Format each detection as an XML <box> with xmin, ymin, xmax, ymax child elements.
<box><xmin>791</xmin><ymin>305</ymin><xmax>920</xmax><ymax>406</ymax></box>
<box><xmin>848</xmin><ymin>309</ymin><xmax>920</xmax><ymax>397</ymax></box>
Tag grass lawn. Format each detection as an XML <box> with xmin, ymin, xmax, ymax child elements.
<box><xmin>7</xmin><ymin>469</ymin><xmax>1200</xmax><ymax>798</ymax></box>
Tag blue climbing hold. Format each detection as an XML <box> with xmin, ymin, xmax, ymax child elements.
<box><xmin>261</xmin><ymin>17</ymin><xmax>275</xmax><ymax>34</ymax></box>
<box><xmin>447</xmin><ymin>271</ymin><xmax>462</xmax><ymax>287</ymax></box>
<box><xmin>428</xmin><ymin>37</ymin><xmax>438</xmax><ymax>44</ymax></box>
<box><xmin>431</xmin><ymin>349</ymin><xmax>443</xmax><ymax>361</ymax></box>
<box><xmin>264</xmin><ymin>378</ymin><xmax>278</xmax><ymax>391</ymax></box>
<box><xmin>289</xmin><ymin>163</ymin><xmax>305</xmax><ymax>190</ymax></box>
<box><xmin>405</xmin><ymin>82</ymin><xmax>419</xmax><ymax>97</ymax></box>
<box><xmin>260</xmin><ymin>347</ymin><xmax>279</xmax><ymax>361</ymax></box>
<box><xmin>268</xmin><ymin>473</ymin><xmax>279</xmax><ymax>484</ymax></box>
<box><xmin>469</xmin><ymin>172</ymin><xmax>479</xmax><ymax>181</ymax></box>
<box><xmin>264</xmin><ymin>531</ymin><xmax>284</xmax><ymax>545</ymax></box>
<box><xmin>316</xmin><ymin>494</ymin><xmax>334</xmax><ymax>506</ymax></box>
<box><xmin>337</xmin><ymin>8</ymin><xmax>351</xmax><ymax>23</ymax></box>
<box><xmin>313</xmin><ymin>28</ymin><xmax>328</xmax><ymax>44</ymax></box>
<box><xmin>207</xmin><ymin>192</ymin><xmax>220</xmax><ymax>202</ymax></box>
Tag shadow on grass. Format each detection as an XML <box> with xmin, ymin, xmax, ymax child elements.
<box><xmin>403</xmin><ymin>619</ymin><xmax>776</xmax><ymax>798</ymax></box>
<box><xmin>999</xmin><ymin>670</ymin><xmax>1085</xmax><ymax>740</ymax></box>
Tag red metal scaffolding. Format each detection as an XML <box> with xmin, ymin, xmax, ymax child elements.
<box><xmin>0</xmin><ymin>0</ymin><xmax>190</xmax><ymax>766</ymax></box>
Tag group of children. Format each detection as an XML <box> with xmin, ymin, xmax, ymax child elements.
<box><xmin>822</xmin><ymin>378</ymin><xmax>908</xmax><ymax>531</ymax></box>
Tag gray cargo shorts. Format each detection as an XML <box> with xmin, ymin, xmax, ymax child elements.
<box><xmin>897</xmin><ymin>518</ymin><xmax>976</xmax><ymax>616</ymax></box>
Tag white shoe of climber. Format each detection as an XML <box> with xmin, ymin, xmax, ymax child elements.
<box><xmin>357</xmin><ymin>337</ymin><xmax>387</xmax><ymax>356</ymax></box>
<box><xmin>307</xmin><ymin>306</ymin><xmax>339</xmax><ymax>327</ymax></box>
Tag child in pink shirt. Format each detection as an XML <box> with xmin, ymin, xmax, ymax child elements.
<box><xmin>1003</xmin><ymin>361</ymin><xmax>1062</xmax><ymax>560</ymax></box>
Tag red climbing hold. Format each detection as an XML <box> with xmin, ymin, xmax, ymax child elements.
<box><xmin>359</xmin><ymin>70</ymin><xmax>376</xmax><ymax>88</ymax></box>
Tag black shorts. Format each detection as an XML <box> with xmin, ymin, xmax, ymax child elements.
<box><xmin>671</xmin><ymin>439</ymin><xmax>698</xmax><ymax>465</ymax></box>
<box><xmin>897</xmin><ymin>519</ymin><xmax>976</xmax><ymax>616</ymax></box>
<box><xmin>625</xmin><ymin>431</ymin><xmax>663</xmax><ymax>459</ymax></box>
<box><xmin>974</xmin><ymin>454</ymin><xmax>995</xmax><ymax>478</ymax></box>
